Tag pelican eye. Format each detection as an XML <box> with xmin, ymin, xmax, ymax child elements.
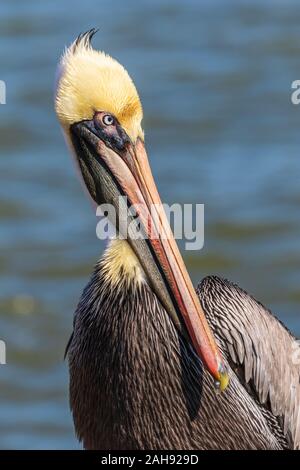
<box><xmin>102</xmin><ymin>114</ymin><xmax>115</xmax><ymax>126</ymax></box>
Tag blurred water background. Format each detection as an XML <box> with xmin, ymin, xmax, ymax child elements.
<box><xmin>0</xmin><ymin>0</ymin><xmax>300</xmax><ymax>449</ymax></box>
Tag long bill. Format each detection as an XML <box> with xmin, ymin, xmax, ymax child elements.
<box><xmin>71</xmin><ymin>123</ymin><xmax>229</xmax><ymax>391</ymax></box>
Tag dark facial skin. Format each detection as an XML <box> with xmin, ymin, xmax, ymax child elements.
<box><xmin>76</xmin><ymin>111</ymin><xmax>131</xmax><ymax>154</ymax></box>
<box><xmin>70</xmin><ymin>112</ymin><xmax>141</xmax><ymax>200</ymax></box>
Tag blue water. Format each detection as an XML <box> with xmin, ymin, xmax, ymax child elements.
<box><xmin>0</xmin><ymin>0</ymin><xmax>299</xmax><ymax>449</ymax></box>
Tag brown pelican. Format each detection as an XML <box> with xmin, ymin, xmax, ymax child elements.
<box><xmin>55</xmin><ymin>30</ymin><xmax>300</xmax><ymax>450</ymax></box>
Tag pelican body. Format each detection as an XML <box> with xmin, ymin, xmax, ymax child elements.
<box><xmin>55</xmin><ymin>30</ymin><xmax>300</xmax><ymax>450</ymax></box>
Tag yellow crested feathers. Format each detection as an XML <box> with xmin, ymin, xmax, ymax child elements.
<box><xmin>100</xmin><ymin>238</ymin><xmax>145</xmax><ymax>286</ymax></box>
<box><xmin>55</xmin><ymin>31</ymin><xmax>144</xmax><ymax>142</ymax></box>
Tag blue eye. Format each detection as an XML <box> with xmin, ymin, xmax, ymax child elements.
<box><xmin>102</xmin><ymin>114</ymin><xmax>114</xmax><ymax>126</ymax></box>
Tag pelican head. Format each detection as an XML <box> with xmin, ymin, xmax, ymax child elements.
<box><xmin>55</xmin><ymin>29</ymin><xmax>228</xmax><ymax>390</ymax></box>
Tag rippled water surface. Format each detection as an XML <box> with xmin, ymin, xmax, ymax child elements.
<box><xmin>0</xmin><ymin>0</ymin><xmax>300</xmax><ymax>449</ymax></box>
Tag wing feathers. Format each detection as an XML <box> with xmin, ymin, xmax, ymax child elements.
<box><xmin>197</xmin><ymin>276</ymin><xmax>300</xmax><ymax>449</ymax></box>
